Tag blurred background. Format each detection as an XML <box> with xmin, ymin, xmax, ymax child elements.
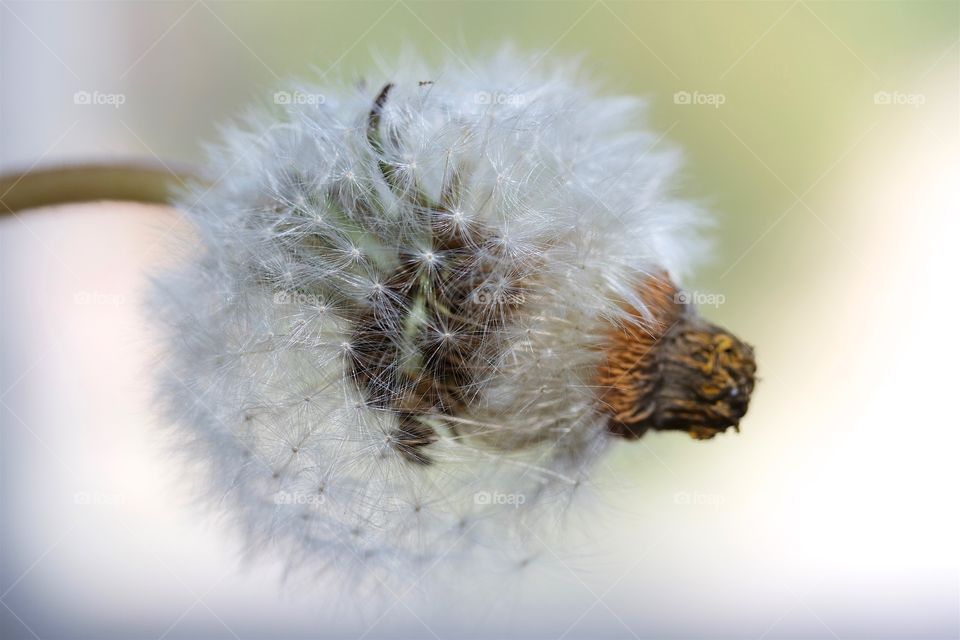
<box><xmin>1</xmin><ymin>1</ymin><xmax>957</xmax><ymax>638</ymax></box>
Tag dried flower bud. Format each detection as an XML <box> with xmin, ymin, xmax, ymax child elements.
<box><xmin>600</xmin><ymin>275</ymin><xmax>756</xmax><ymax>440</ymax></box>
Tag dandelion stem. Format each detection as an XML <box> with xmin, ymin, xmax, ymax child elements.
<box><xmin>0</xmin><ymin>160</ymin><xmax>197</xmax><ymax>214</ymax></box>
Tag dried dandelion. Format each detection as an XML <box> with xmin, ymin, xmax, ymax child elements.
<box><xmin>148</xmin><ymin>50</ymin><xmax>756</xmax><ymax>588</ymax></box>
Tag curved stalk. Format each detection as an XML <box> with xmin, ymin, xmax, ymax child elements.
<box><xmin>0</xmin><ymin>160</ymin><xmax>198</xmax><ymax>215</ymax></box>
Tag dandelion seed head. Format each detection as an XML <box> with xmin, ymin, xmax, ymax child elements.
<box><xmin>149</xmin><ymin>48</ymin><xmax>722</xmax><ymax>589</ymax></box>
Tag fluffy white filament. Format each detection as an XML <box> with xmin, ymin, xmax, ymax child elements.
<box><xmin>150</xmin><ymin>50</ymin><xmax>707</xmax><ymax>588</ymax></box>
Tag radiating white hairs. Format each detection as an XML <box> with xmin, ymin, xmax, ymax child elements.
<box><xmin>150</xmin><ymin>50</ymin><xmax>707</xmax><ymax>588</ymax></box>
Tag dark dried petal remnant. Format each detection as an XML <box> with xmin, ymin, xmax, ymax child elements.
<box><xmin>599</xmin><ymin>276</ymin><xmax>756</xmax><ymax>440</ymax></box>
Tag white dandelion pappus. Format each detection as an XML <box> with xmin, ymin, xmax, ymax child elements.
<box><xmin>149</xmin><ymin>50</ymin><xmax>756</xmax><ymax>588</ymax></box>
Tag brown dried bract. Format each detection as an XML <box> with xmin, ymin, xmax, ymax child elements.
<box><xmin>598</xmin><ymin>275</ymin><xmax>756</xmax><ymax>440</ymax></box>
